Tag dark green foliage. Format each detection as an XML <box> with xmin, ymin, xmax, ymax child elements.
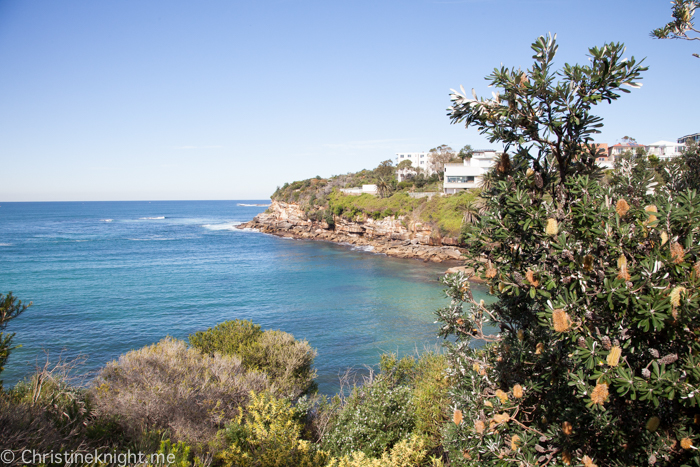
<box><xmin>435</xmin><ymin>35</ymin><xmax>700</xmax><ymax>466</ymax></box>
<box><xmin>189</xmin><ymin>320</ymin><xmax>318</xmax><ymax>398</ymax></box>
<box><xmin>0</xmin><ymin>292</ymin><xmax>30</xmax><ymax>389</ymax></box>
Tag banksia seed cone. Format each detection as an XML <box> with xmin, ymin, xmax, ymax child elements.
<box><xmin>616</xmin><ymin>199</ymin><xmax>630</xmax><ymax>217</ymax></box>
<box><xmin>659</xmin><ymin>353</ymin><xmax>678</xmax><ymax>365</ymax></box>
<box><xmin>681</xmin><ymin>438</ymin><xmax>693</xmax><ymax>450</ymax></box>
<box><xmin>545</xmin><ymin>218</ymin><xmax>559</xmax><ymax>236</ymax></box>
<box><xmin>512</xmin><ymin>384</ymin><xmax>523</xmax><ymax>398</ymax></box>
<box><xmin>513</xmin><ymin>272</ymin><xmax>524</xmax><ymax>286</ymax></box>
<box><xmin>525</xmin><ymin>269</ymin><xmax>539</xmax><ymax>287</ymax></box>
<box><xmin>670</xmin><ymin>286</ymin><xmax>686</xmax><ymax>308</ymax></box>
<box><xmin>578</xmin><ymin>337</ymin><xmax>586</xmax><ymax>347</ymax></box>
<box><xmin>552</xmin><ymin>309</ymin><xmax>571</xmax><ymax>332</ymax></box>
<box><xmin>601</xmin><ymin>336</ymin><xmax>611</xmax><ymax>350</ymax></box>
<box><xmin>661</xmin><ymin>231</ymin><xmax>669</xmax><ymax>246</ymax></box>
<box><xmin>607</xmin><ymin>346</ymin><xmax>622</xmax><ymax>367</ymax></box>
<box><xmin>646</xmin><ymin>416</ymin><xmax>660</xmax><ymax>432</ymax></box>
<box><xmin>590</xmin><ymin>383</ymin><xmax>609</xmax><ymax>405</ymax></box>
<box><xmin>562</xmin><ymin>421</ymin><xmax>573</xmax><ymax>436</ymax></box>
<box><xmin>454</xmin><ymin>409</ymin><xmax>463</xmax><ymax>425</ymax></box>
<box><xmin>535</xmin><ymin>172</ymin><xmax>544</xmax><ymax>189</ymax></box>
<box><xmin>670</xmin><ymin>242</ymin><xmax>685</xmax><ymax>264</ymax></box>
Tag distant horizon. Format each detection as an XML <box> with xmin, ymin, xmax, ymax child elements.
<box><xmin>0</xmin><ymin>198</ymin><xmax>272</xmax><ymax>203</ymax></box>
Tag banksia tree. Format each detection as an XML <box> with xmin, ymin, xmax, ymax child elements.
<box><xmin>437</xmin><ymin>35</ymin><xmax>700</xmax><ymax>465</ymax></box>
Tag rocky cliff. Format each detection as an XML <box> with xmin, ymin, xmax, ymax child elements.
<box><xmin>237</xmin><ymin>201</ymin><xmax>466</xmax><ymax>263</ymax></box>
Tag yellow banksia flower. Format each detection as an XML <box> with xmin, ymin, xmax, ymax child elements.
<box><xmin>661</xmin><ymin>231</ymin><xmax>669</xmax><ymax>246</ymax></box>
<box><xmin>492</xmin><ymin>412</ymin><xmax>510</xmax><ymax>424</ymax></box>
<box><xmin>670</xmin><ymin>286</ymin><xmax>686</xmax><ymax>308</ymax></box>
<box><xmin>546</xmin><ymin>218</ymin><xmax>559</xmax><ymax>236</ymax></box>
<box><xmin>485</xmin><ymin>261</ymin><xmax>497</xmax><ymax>279</ymax></box>
<box><xmin>590</xmin><ymin>383</ymin><xmax>609</xmax><ymax>405</ymax></box>
<box><xmin>562</xmin><ymin>451</ymin><xmax>572</xmax><ymax>465</ymax></box>
<box><xmin>582</xmin><ymin>455</ymin><xmax>598</xmax><ymax>467</ymax></box>
<box><xmin>583</xmin><ymin>254</ymin><xmax>594</xmax><ymax>271</ymax></box>
<box><xmin>453</xmin><ymin>409</ymin><xmax>463</xmax><ymax>425</ymax></box>
<box><xmin>495</xmin><ymin>389</ymin><xmax>509</xmax><ymax>403</ymax></box>
<box><xmin>671</xmin><ymin>242</ymin><xmax>685</xmax><ymax>264</ymax></box>
<box><xmin>525</xmin><ymin>269</ymin><xmax>539</xmax><ymax>287</ymax></box>
<box><xmin>607</xmin><ymin>346</ymin><xmax>622</xmax><ymax>367</ymax></box>
<box><xmin>517</xmin><ymin>329</ymin><xmax>524</xmax><ymax>341</ymax></box>
<box><xmin>645</xmin><ymin>205</ymin><xmax>658</xmax><ymax>213</ymax></box>
<box><xmin>617</xmin><ymin>255</ymin><xmax>631</xmax><ymax>281</ymax></box>
<box><xmin>510</xmin><ymin>434</ymin><xmax>521</xmax><ymax>451</ymax></box>
<box><xmin>535</xmin><ymin>342</ymin><xmax>544</xmax><ymax>354</ymax></box>
<box><xmin>562</xmin><ymin>421</ymin><xmax>573</xmax><ymax>436</ymax></box>
<box><xmin>646</xmin><ymin>416</ymin><xmax>660</xmax><ymax>432</ymax></box>
<box><xmin>512</xmin><ymin>384</ymin><xmax>523</xmax><ymax>399</ymax></box>
<box><xmin>484</xmin><ymin>400</ymin><xmax>493</xmax><ymax>407</ymax></box>
<box><xmin>616</xmin><ymin>199</ymin><xmax>630</xmax><ymax>217</ymax></box>
<box><xmin>475</xmin><ymin>419</ymin><xmax>485</xmax><ymax>434</ymax></box>
<box><xmin>473</xmin><ymin>363</ymin><xmax>480</xmax><ymax>373</ymax></box>
<box><xmin>694</xmin><ymin>261</ymin><xmax>700</xmax><ymax>278</ymax></box>
<box><xmin>552</xmin><ymin>309</ymin><xmax>571</xmax><ymax>332</ymax></box>
<box><xmin>681</xmin><ymin>438</ymin><xmax>693</xmax><ymax>450</ymax></box>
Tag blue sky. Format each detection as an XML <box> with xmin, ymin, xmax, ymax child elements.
<box><xmin>0</xmin><ymin>0</ymin><xmax>697</xmax><ymax>201</ymax></box>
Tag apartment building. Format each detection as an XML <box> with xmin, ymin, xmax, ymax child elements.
<box><xmin>395</xmin><ymin>152</ymin><xmax>432</xmax><ymax>181</ymax></box>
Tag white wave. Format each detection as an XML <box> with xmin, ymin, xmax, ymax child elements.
<box><xmin>139</xmin><ymin>216</ymin><xmax>165</xmax><ymax>220</ymax></box>
<box><xmin>202</xmin><ymin>222</ymin><xmax>243</xmax><ymax>231</ymax></box>
<box><xmin>237</xmin><ymin>203</ymin><xmax>270</xmax><ymax>207</ymax></box>
<box><xmin>101</xmin><ymin>219</ymin><xmax>113</xmax><ymax>222</ymax></box>
<box><xmin>352</xmin><ymin>245</ymin><xmax>375</xmax><ymax>252</ymax></box>
<box><xmin>0</xmin><ymin>243</ymin><xmax>12</xmax><ymax>246</ymax></box>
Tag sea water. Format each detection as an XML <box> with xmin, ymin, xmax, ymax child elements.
<box><xmin>0</xmin><ymin>201</ymin><xmax>489</xmax><ymax>394</ymax></box>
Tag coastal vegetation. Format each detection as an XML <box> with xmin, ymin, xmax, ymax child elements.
<box><xmin>2</xmin><ymin>34</ymin><xmax>700</xmax><ymax>467</ymax></box>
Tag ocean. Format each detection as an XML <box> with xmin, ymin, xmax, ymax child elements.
<box><xmin>0</xmin><ymin>200</ymin><xmax>488</xmax><ymax>394</ymax></box>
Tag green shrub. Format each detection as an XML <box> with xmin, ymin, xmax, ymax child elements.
<box><xmin>436</xmin><ymin>34</ymin><xmax>700</xmax><ymax>466</ymax></box>
<box><xmin>216</xmin><ymin>391</ymin><xmax>328</xmax><ymax>467</ymax></box>
<box><xmin>91</xmin><ymin>337</ymin><xmax>269</xmax><ymax>446</ymax></box>
<box><xmin>189</xmin><ymin>320</ymin><xmax>318</xmax><ymax>399</ymax></box>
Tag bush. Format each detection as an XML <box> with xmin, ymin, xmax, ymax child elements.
<box><xmin>437</xmin><ymin>34</ymin><xmax>700</xmax><ymax>466</ymax></box>
<box><xmin>189</xmin><ymin>320</ymin><xmax>317</xmax><ymax>399</ymax></box>
<box><xmin>91</xmin><ymin>337</ymin><xmax>269</xmax><ymax>446</ymax></box>
<box><xmin>216</xmin><ymin>391</ymin><xmax>328</xmax><ymax>467</ymax></box>
<box><xmin>327</xmin><ymin>435</ymin><xmax>441</xmax><ymax>467</ymax></box>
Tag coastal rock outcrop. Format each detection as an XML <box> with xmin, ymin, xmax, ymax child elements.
<box><xmin>238</xmin><ymin>201</ymin><xmax>466</xmax><ymax>263</ymax></box>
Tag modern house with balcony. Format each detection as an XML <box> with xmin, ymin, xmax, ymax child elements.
<box><xmin>646</xmin><ymin>141</ymin><xmax>685</xmax><ymax>160</ymax></box>
<box><xmin>443</xmin><ymin>150</ymin><xmax>497</xmax><ymax>194</ymax></box>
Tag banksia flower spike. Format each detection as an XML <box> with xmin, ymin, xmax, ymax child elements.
<box><xmin>485</xmin><ymin>261</ymin><xmax>497</xmax><ymax>278</ymax></box>
<box><xmin>512</xmin><ymin>384</ymin><xmax>523</xmax><ymax>398</ymax></box>
<box><xmin>552</xmin><ymin>309</ymin><xmax>571</xmax><ymax>332</ymax></box>
<box><xmin>495</xmin><ymin>389</ymin><xmax>509</xmax><ymax>403</ymax></box>
<box><xmin>661</xmin><ymin>231</ymin><xmax>669</xmax><ymax>246</ymax></box>
<box><xmin>475</xmin><ymin>419</ymin><xmax>485</xmax><ymax>434</ymax></box>
<box><xmin>670</xmin><ymin>286</ymin><xmax>686</xmax><ymax>308</ymax></box>
<box><xmin>607</xmin><ymin>346</ymin><xmax>622</xmax><ymax>367</ymax></box>
<box><xmin>601</xmin><ymin>336</ymin><xmax>611</xmax><ymax>350</ymax></box>
<box><xmin>562</xmin><ymin>421</ymin><xmax>573</xmax><ymax>436</ymax></box>
<box><xmin>582</xmin><ymin>455</ymin><xmax>598</xmax><ymax>467</ymax></box>
<box><xmin>510</xmin><ymin>434</ymin><xmax>521</xmax><ymax>451</ymax></box>
<box><xmin>545</xmin><ymin>218</ymin><xmax>559</xmax><ymax>236</ymax></box>
<box><xmin>617</xmin><ymin>255</ymin><xmax>631</xmax><ymax>281</ymax></box>
<box><xmin>681</xmin><ymin>438</ymin><xmax>693</xmax><ymax>450</ymax></box>
<box><xmin>583</xmin><ymin>254</ymin><xmax>594</xmax><ymax>271</ymax></box>
<box><xmin>453</xmin><ymin>409</ymin><xmax>463</xmax><ymax>425</ymax></box>
<box><xmin>525</xmin><ymin>269</ymin><xmax>539</xmax><ymax>287</ymax></box>
<box><xmin>535</xmin><ymin>342</ymin><xmax>544</xmax><ymax>354</ymax></box>
<box><xmin>590</xmin><ymin>383</ymin><xmax>609</xmax><ymax>405</ymax></box>
<box><xmin>616</xmin><ymin>199</ymin><xmax>630</xmax><ymax>217</ymax></box>
<box><xmin>670</xmin><ymin>242</ymin><xmax>685</xmax><ymax>264</ymax></box>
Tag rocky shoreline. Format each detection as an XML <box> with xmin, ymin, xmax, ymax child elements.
<box><xmin>237</xmin><ymin>201</ymin><xmax>468</xmax><ymax>264</ymax></box>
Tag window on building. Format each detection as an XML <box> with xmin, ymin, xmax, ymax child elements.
<box><xmin>446</xmin><ymin>176</ymin><xmax>475</xmax><ymax>183</ymax></box>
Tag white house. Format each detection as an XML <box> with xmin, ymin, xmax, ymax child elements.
<box><xmin>678</xmin><ymin>133</ymin><xmax>700</xmax><ymax>145</ymax></box>
<box><xmin>443</xmin><ymin>150</ymin><xmax>497</xmax><ymax>194</ymax></box>
<box><xmin>395</xmin><ymin>152</ymin><xmax>433</xmax><ymax>181</ymax></box>
<box><xmin>646</xmin><ymin>141</ymin><xmax>685</xmax><ymax>160</ymax></box>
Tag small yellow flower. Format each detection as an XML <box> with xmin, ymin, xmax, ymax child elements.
<box><xmin>607</xmin><ymin>346</ymin><xmax>622</xmax><ymax>367</ymax></box>
<box><xmin>517</xmin><ymin>329</ymin><xmax>524</xmax><ymax>341</ymax></box>
<box><xmin>512</xmin><ymin>384</ymin><xmax>523</xmax><ymax>399</ymax></box>
<box><xmin>670</xmin><ymin>286</ymin><xmax>686</xmax><ymax>308</ymax></box>
<box><xmin>495</xmin><ymin>389</ymin><xmax>509</xmax><ymax>403</ymax></box>
<box><xmin>661</xmin><ymin>231</ymin><xmax>669</xmax><ymax>246</ymax></box>
<box><xmin>485</xmin><ymin>262</ymin><xmax>497</xmax><ymax>279</ymax></box>
<box><xmin>562</xmin><ymin>451</ymin><xmax>572</xmax><ymax>465</ymax></box>
<box><xmin>475</xmin><ymin>419</ymin><xmax>485</xmax><ymax>434</ymax></box>
<box><xmin>535</xmin><ymin>342</ymin><xmax>544</xmax><ymax>354</ymax></box>
<box><xmin>453</xmin><ymin>409</ymin><xmax>463</xmax><ymax>425</ymax></box>
<box><xmin>590</xmin><ymin>383</ymin><xmax>609</xmax><ymax>405</ymax></box>
<box><xmin>671</xmin><ymin>242</ymin><xmax>685</xmax><ymax>264</ymax></box>
<box><xmin>484</xmin><ymin>400</ymin><xmax>493</xmax><ymax>407</ymax></box>
<box><xmin>582</xmin><ymin>455</ymin><xmax>598</xmax><ymax>467</ymax></box>
<box><xmin>545</xmin><ymin>218</ymin><xmax>559</xmax><ymax>236</ymax></box>
<box><xmin>616</xmin><ymin>199</ymin><xmax>630</xmax><ymax>217</ymax></box>
<box><xmin>473</xmin><ymin>363</ymin><xmax>480</xmax><ymax>373</ymax></box>
<box><xmin>510</xmin><ymin>434</ymin><xmax>521</xmax><ymax>451</ymax></box>
<box><xmin>562</xmin><ymin>421</ymin><xmax>573</xmax><ymax>436</ymax></box>
<box><xmin>552</xmin><ymin>309</ymin><xmax>571</xmax><ymax>332</ymax></box>
<box><xmin>681</xmin><ymin>438</ymin><xmax>693</xmax><ymax>450</ymax></box>
<box><xmin>646</xmin><ymin>416</ymin><xmax>660</xmax><ymax>432</ymax></box>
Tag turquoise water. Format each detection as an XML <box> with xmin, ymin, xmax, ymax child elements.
<box><xmin>0</xmin><ymin>201</ymin><xmax>487</xmax><ymax>394</ymax></box>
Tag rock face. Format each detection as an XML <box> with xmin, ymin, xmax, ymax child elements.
<box><xmin>238</xmin><ymin>201</ymin><xmax>466</xmax><ymax>263</ymax></box>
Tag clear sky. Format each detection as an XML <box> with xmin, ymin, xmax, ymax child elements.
<box><xmin>0</xmin><ymin>0</ymin><xmax>697</xmax><ymax>201</ymax></box>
